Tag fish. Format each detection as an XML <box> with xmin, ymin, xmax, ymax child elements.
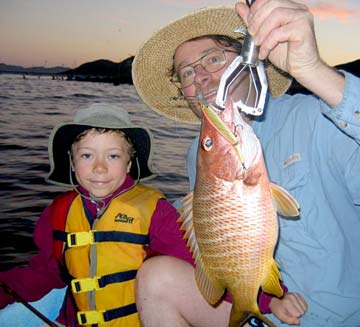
<box><xmin>178</xmin><ymin>100</ymin><xmax>300</xmax><ymax>327</ymax></box>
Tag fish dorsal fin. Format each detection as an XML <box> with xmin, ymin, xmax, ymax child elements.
<box><xmin>177</xmin><ymin>192</ymin><xmax>225</xmax><ymax>305</ymax></box>
<box><xmin>261</xmin><ymin>259</ymin><xmax>283</xmax><ymax>298</ymax></box>
<box><xmin>270</xmin><ymin>182</ymin><xmax>300</xmax><ymax>217</ymax></box>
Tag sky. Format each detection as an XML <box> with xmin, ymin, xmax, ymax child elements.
<box><xmin>0</xmin><ymin>0</ymin><xmax>359</xmax><ymax>68</ymax></box>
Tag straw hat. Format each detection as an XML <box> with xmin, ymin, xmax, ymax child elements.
<box><xmin>132</xmin><ymin>6</ymin><xmax>292</xmax><ymax>125</ymax></box>
<box><xmin>46</xmin><ymin>103</ymin><xmax>157</xmax><ymax>187</ymax></box>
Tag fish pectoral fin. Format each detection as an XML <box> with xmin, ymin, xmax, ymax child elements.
<box><xmin>270</xmin><ymin>182</ymin><xmax>300</xmax><ymax>218</ymax></box>
<box><xmin>262</xmin><ymin>260</ymin><xmax>284</xmax><ymax>298</ymax></box>
<box><xmin>195</xmin><ymin>258</ymin><xmax>225</xmax><ymax>305</ymax></box>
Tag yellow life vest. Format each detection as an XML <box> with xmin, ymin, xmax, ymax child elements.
<box><xmin>62</xmin><ymin>184</ymin><xmax>163</xmax><ymax>327</ymax></box>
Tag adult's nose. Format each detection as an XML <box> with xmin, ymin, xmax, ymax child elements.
<box><xmin>193</xmin><ymin>64</ymin><xmax>212</xmax><ymax>87</ymax></box>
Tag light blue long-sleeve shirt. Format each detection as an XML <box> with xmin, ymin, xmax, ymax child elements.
<box><xmin>186</xmin><ymin>71</ymin><xmax>360</xmax><ymax>327</ymax></box>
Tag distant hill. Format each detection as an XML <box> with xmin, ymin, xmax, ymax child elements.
<box><xmin>0</xmin><ymin>63</ymin><xmax>70</xmax><ymax>75</ymax></box>
<box><xmin>287</xmin><ymin>59</ymin><xmax>360</xmax><ymax>95</ymax></box>
<box><xmin>62</xmin><ymin>57</ymin><xmax>133</xmax><ymax>85</ymax></box>
<box><xmin>63</xmin><ymin>57</ymin><xmax>360</xmax><ymax>88</ymax></box>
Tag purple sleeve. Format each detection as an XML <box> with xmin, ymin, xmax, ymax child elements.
<box><xmin>0</xmin><ymin>204</ymin><xmax>67</xmax><ymax>308</ymax></box>
<box><xmin>223</xmin><ymin>283</ymin><xmax>288</xmax><ymax>314</ymax></box>
<box><xmin>258</xmin><ymin>283</ymin><xmax>289</xmax><ymax>314</ymax></box>
<box><xmin>148</xmin><ymin>199</ymin><xmax>194</xmax><ymax>265</ymax></box>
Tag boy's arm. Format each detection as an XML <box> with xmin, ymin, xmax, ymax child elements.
<box><xmin>0</xmin><ymin>205</ymin><xmax>66</xmax><ymax>308</ymax></box>
<box><xmin>148</xmin><ymin>198</ymin><xmax>194</xmax><ymax>264</ymax></box>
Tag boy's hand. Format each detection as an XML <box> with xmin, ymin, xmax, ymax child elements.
<box><xmin>269</xmin><ymin>292</ymin><xmax>307</xmax><ymax>325</ymax></box>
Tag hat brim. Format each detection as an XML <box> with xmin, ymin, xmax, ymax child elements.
<box><xmin>132</xmin><ymin>6</ymin><xmax>292</xmax><ymax>125</ymax></box>
<box><xmin>46</xmin><ymin>123</ymin><xmax>157</xmax><ymax>187</ymax></box>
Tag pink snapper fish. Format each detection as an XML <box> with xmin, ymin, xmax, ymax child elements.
<box><xmin>178</xmin><ymin>101</ymin><xmax>299</xmax><ymax>327</ymax></box>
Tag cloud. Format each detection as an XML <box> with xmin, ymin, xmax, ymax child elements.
<box><xmin>158</xmin><ymin>0</ymin><xmax>233</xmax><ymax>9</ymax></box>
<box><xmin>118</xmin><ymin>18</ymin><xmax>129</xmax><ymax>26</ymax></box>
<box><xmin>307</xmin><ymin>1</ymin><xmax>360</xmax><ymax>23</ymax></box>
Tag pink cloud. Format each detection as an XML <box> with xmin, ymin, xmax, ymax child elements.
<box><xmin>118</xmin><ymin>18</ymin><xmax>129</xmax><ymax>26</ymax></box>
<box><xmin>309</xmin><ymin>2</ymin><xmax>360</xmax><ymax>23</ymax></box>
<box><xmin>158</xmin><ymin>0</ymin><xmax>228</xmax><ymax>9</ymax></box>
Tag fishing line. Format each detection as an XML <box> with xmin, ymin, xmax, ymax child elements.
<box><xmin>0</xmin><ymin>282</ymin><xmax>59</xmax><ymax>327</ymax></box>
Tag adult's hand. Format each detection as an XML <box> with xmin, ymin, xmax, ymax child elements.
<box><xmin>236</xmin><ymin>0</ymin><xmax>345</xmax><ymax>107</ymax></box>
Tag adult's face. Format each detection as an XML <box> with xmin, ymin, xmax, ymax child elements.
<box><xmin>174</xmin><ymin>38</ymin><xmax>240</xmax><ymax>119</ymax></box>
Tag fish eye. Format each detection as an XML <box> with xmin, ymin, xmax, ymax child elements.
<box><xmin>202</xmin><ymin>137</ymin><xmax>213</xmax><ymax>151</ymax></box>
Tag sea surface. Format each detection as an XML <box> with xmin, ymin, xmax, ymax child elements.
<box><xmin>0</xmin><ymin>74</ymin><xmax>198</xmax><ymax>271</ymax></box>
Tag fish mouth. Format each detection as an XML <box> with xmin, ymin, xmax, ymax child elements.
<box><xmin>201</xmin><ymin>104</ymin><xmax>236</xmax><ymax>143</ymax></box>
<box><xmin>201</xmin><ymin>104</ymin><xmax>246</xmax><ymax>166</ymax></box>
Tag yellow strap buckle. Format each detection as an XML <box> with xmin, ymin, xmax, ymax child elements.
<box><xmin>77</xmin><ymin>310</ymin><xmax>105</xmax><ymax>325</ymax></box>
<box><xmin>67</xmin><ymin>231</ymin><xmax>95</xmax><ymax>247</ymax></box>
<box><xmin>71</xmin><ymin>277</ymin><xmax>100</xmax><ymax>293</ymax></box>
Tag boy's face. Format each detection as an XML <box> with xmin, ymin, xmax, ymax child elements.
<box><xmin>72</xmin><ymin>129</ymin><xmax>131</xmax><ymax>199</ymax></box>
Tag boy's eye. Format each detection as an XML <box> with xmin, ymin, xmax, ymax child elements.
<box><xmin>80</xmin><ymin>153</ymin><xmax>92</xmax><ymax>159</ymax></box>
<box><xmin>109</xmin><ymin>154</ymin><xmax>120</xmax><ymax>159</ymax></box>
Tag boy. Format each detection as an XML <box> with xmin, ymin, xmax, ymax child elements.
<box><xmin>0</xmin><ymin>103</ymin><xmax>193</xmax><ymax>326</ymax></box>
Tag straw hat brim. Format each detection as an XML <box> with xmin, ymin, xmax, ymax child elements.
<box><xmin>132</xmin><ymin>6</ymin><xmax>292</xmax><ymax>125</ymax></box>
<box><xmin>46</xmin><ymin>123</ymin><xmax>156</xmax><ymax>187</ymax></box>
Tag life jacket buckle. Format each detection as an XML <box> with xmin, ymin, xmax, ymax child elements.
<box><xmin>67</xmin><ymin>231</ymin><xmax>95</xmax><ymax>247</ymax></box>
<box><xmin>77</xmin><ymin>310</ymin><xmax>105</xmax><ymax>325</ymax></box>
<box><xmin>71</xmin><ymin>277</ymin><xmax>100</xmax><ymax>293</ymax></box>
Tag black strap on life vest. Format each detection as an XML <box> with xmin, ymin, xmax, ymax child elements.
<box><xmin>53</xmin><ymin>230</ymin><xmax>150</xmax><ymax>247</ymax></box>
<box><xmin>78</xmin><ymin>303</ymin><xmax>137</xmax><ymax>325</ymax></box>
<box><xmin>72</xmin><ymin>269</ymin><xmax>137</xmax><ymax>293</ymax></box>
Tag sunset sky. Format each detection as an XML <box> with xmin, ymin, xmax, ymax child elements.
<box><xmin>1</xmin><ymin>0</ymin><xmax>359</xmax><ymax>68</ymax></box>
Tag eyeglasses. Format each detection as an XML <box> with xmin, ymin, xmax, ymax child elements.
<box><xmin>175</xmin><ymin>49</ymin><xmax>239</xmax><ymax>88</ymax></box>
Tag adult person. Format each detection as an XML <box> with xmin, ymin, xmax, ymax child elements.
<box><xmin>132</xmin><ymin>1</ymin><xmax>360</xmax><ymax>326</ymax></box>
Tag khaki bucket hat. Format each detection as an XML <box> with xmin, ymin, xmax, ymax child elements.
<box><xmin>46</xmin><ymin>103</ymin><xmax>157</xmax><ymax>187</ymax></box>
<box><xmin>132</xmin><ymin>6</ymin><xmax>292</xmax><ymax>125</ymax></box>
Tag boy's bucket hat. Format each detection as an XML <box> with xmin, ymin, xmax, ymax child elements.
<box><xmin>132</xmin><ymin>6</ymin><xmax>292</xmax><ymax>125</ymax></box>
<box><xmin>47</xmin><ymin>103</ymin><xmax>156</xmax><ymax>187</ymax></box>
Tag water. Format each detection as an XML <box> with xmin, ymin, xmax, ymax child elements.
<box><xmin>0</xmin><ymin>74</ymin><xmax>198</xmax><ymax>271</ymax></box>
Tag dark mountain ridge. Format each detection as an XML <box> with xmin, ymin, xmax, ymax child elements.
<box><xmin>1</xmin><ymin>58</ymin><xmax>359</xmax><ymax>89</ymax></box>
<box><xmin>287</xmin><ymin>59</ymin><xmax>360</xmax><ymax>95</ymax></box>
<box><xmin>62</xmin><ymin>57</ymin><xmax>133</xmax><ymax>85</ymax></box>
<box><xmin>0</xmin><ymin>63</ymin><xmax>70</xmax><ymax>75</ymax></box>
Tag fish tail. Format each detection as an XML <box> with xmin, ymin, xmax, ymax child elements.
<box><xmin>256</xmin><ymin>314</ymin><xmax>277</xmax><ymax>327</ymax></box>
<box><xmin>229</xmin><ymin>303</ymin><xmax>277</xmax><ymax>327</ymax></box>
<box><xmin>235</xmin><ymin>313</ymin><xmax>277</xmax><ymax>327</ymax></box>
<box><xmin>228</xmin><ymin>309</ymin><xmax>248</xmax><ymax>327</ymax></box>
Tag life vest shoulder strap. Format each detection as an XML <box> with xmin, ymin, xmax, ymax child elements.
<box><xmin>50</xmin><ymin>190</ymin><xmax>78</xmax><ymax>261</ymax></box>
